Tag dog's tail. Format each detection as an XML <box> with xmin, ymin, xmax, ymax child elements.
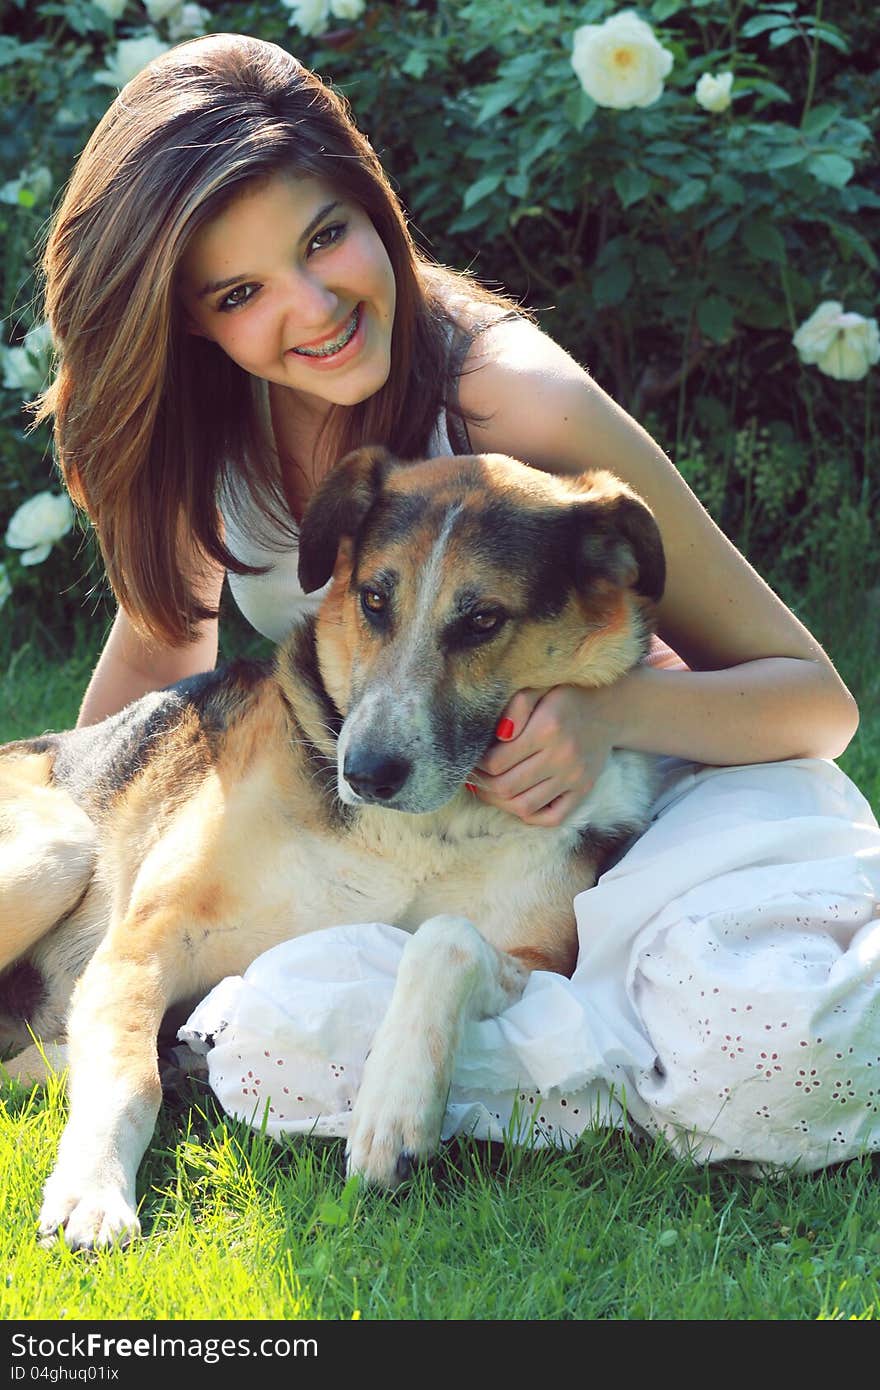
<box><xmin>0</xmin><ymin>751</ymin><xmax>97</xmax><ymax>971</ymax></box>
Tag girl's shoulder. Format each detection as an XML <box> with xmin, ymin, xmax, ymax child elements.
<box><xmin>456</xmin><ymin>314</ymin><xmax>617</xmax><ymax>472</ymax></box>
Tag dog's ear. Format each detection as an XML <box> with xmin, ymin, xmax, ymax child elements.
<box><xmin>298</xmin><ymin>446</ymin><xmax>394</xmax><ymax>593</ymax></box>
<box><xmin>575</xmin><ymin>476</ymin><xmax>665</xmax><ymax>602</ymax></box>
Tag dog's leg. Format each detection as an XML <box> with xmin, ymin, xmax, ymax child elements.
<box><xmin>37</xmin><ymin>925</ymin><xmax>172</xmax><ymax>1250</ymax></box>
<box><xmin>346</xmin><ymin>914</ymin><xmax>529</xmax><ymax>1187</ymax></box>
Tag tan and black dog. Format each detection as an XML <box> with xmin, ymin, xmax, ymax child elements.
<box><xmin>0</xmin><ymin>448</ymin><xmax>664</xmax><ymax>1248</ymax></box>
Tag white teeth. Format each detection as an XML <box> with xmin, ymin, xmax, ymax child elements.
<box><xmin>293</xmin><ymin>308</ymin><xmax>359</xmax><ymax>358</ymax></box>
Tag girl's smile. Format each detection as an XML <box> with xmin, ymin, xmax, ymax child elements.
<box><xmin>180</xmin><ymin>174</ymin><xmax>396</xmax><ymax>417</ymax></box>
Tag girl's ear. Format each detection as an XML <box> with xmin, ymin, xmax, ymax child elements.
<box><xmin>297</xmin><ymin>445</ymin><xmax>394</xmax><ymax>593</ymax></box>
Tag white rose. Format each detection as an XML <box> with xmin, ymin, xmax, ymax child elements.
<box><xmin>330</xmin><ymin>0</ymin><xmax>366</xmax><ymax>19</ymax></box>
<box><xmin>92</xmin><ymin>0</ymin><xmax>127</xmax><ymax>18</ymax></box>
<box><xmin>94</xmin><ymin>33</ymin><xmax>169</xmax><ymax>89</ymax></box>
<box><xmin>571</xmin><ymin>11</ymin><xmax>674</xmax><ymax>111</ymax></box>
<box><xmin>144</xmin><ymin>0</ymin><xmax>182</xmax><ymax>20</ymax></box>
<box><xmin>1</xmin><ymin>321</ymin><xmax>54</xmax><ymax>399</ymax></box>
<box><xmin>168</xmin><ymin>3</ymin><xmax>210</xmax><ymax>40</ymax></box>
<box><xmin>792</xmin><ymin>301</ymin><xmax>880</xmax><ymax>382</ymax></box>
<box><xmin>280</xmin><ymin>0</ymin><xmax>332</xmax><ymax>37</ymax></box>
<box><xmin>0</xmin><ymin>563</ymin><xmax>10</xmax><ymax>610</ymax></box>
<box><xmin>695</xmin><ymin>71</ymin><xmax>733</xmax><ymax>113</ymax></box>
<box><xmin>5</xmin><ymin>492</ymin><xmax>75</xmax><ymax>566</ymax></box>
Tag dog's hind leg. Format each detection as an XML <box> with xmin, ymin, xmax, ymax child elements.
<box><xmin>0</xmin><ymin>753</ymin><xmax>96</xmax><ymax>970</ymax></box>
<box><xmin>345</xmin><ymin>915</ymin><xmax>529</xmax><ymax>1187</ymax></box>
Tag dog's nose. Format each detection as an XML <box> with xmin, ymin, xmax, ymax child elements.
<box><xmin>344</xmin><ymin>750</ymin><xmax>412</xmax><ymax>802</ymax></box>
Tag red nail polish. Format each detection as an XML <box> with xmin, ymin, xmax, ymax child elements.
<box><xmin>465</xmin><ymin>782</ymin><xmax>478</xmax><ymax>794</ymax></box>
<box><xmin>496</xmin><ymin>718</ymin><xmax>515</xmax><ymax>741</ymax></box>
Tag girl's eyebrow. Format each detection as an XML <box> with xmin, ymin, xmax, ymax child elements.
<box><xmin>195</xmin><ymin>199</ymin><xmax>343</xmax><ymax>299</ymax></box>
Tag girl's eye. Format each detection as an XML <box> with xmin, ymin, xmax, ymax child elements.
<box><xmin>218</xmin><ymin>283</ymin><xmax>258</xmax><ymax>312</ymax></box>
<box><xmin>308</xmin><ymin>222</ymin><xmax>346</xmax><ymax>255</ymax></box>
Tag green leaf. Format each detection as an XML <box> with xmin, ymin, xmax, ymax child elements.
<box><xmin>592</xmin><ymin>260</ymin><xmax>633</xmax><ymax>308</ymax></box>
<box><xmin>741</xmin><ymin>11</ymin><xmax>797</xmax><ymax>38</ymax></box>
<box><xmin>646</xmin><ymin>141</ymin><xmax>690</xmax><ymax>156</ymax></box>
<box><xmin>800</xmin><ymin>103</ymin><xmax>841</xmax><ymax>138</ymax></box>
<box><xmin>666</xmin><ymin>179</ymin><xmax>706</xmax><ymax>213</ymax></box>
<box><xmin>448</xmin><ymin>205</ymin><xmax>494</xmax><ymax>235</ymax></box>
<box><xmin>521</xmin><ymin>125</ymin><xmax>566</xmax><ymax>174</ymax></box>
<box><xmin>564</xmin><ymin>86</ymin><xmax>596</xmax><ymax>132</ymax></box>
<box><xmin>314</xmin><ymin>1198</ymin><xmax>346</xmax><ymax>1226</ymax></box>
<box><xmin>614</xmin><ymin>168</ymin><xmax>652</xmax><ymax>209</ymax></box>
<box><xmin>769</xmin><ymin>26</ymin><xmax>801</xmax><ymax>48</ymax></box>
<box><xmin>738</xmin><ymin>297</ymin><xmax>789</xmax><ymax>330</ymax></box>
<box><xmin>805</xmin><ymin>22</ymin><xmax>849</xmax><ymax>53</ymax></box>
<box><xmin>651</xmin><ymin>0</ymin><xmax>686</xmax><ymax>19</ymax></box>
<box><xmin>705</xmin><ymin>213</ymin><xmax>740</xmax><ymax>251</ymax></box>
<box><xmin>509</xmin><ymin>205</ymin><xmax>545</xmax><ymax>228</ymax></box>
<box><xmin>401</xmin><ymin>49</ymin><xmax>430</xmax><ymax>80</ymax></box>
<box><xmin>762</xmin><ymin>145</ymin><xmax>807</xmax><ymax>170</ymax></box>
<box><xmin>807</xmin><ymin>153</ymin><xmax>854</xmax><ymax>188</ymax></box>
<box><xmin>742</xmin><ymin>218</ymin><xmax>787</xmax><ymax>264</ymax></box>
<box><xmin>746</xmin><ymin>79</ymin><xmax>793</xmax><ymax>105</ymax></box>
<box><xmin>697</xmin><ymin>294</ymin><xmax>734</xmax><ymax>343</ymax></box>
<box><xmin>711</xmin><ymin>174</ymin><xmax>745</xmax><ymax>206</ymax></box>
<box><xmin>476</xmin><ymin>81</ymin><xmax>525</xmax><ymax>125</ymax></box>
<box><xmin>462</xmin><ymin>172</ymin><xmax>503</xmax><ymax>211</ymax></box>
<box><xmin>827</xmin><ymin>220</ymin><xmax>878</xmax><ymax>271</ymax></box>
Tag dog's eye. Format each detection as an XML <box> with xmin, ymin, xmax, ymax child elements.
<box><xmin>468</xmin><ymin>610</ymin><xmax>502</xmax><ymax>634</ymax></box>
<box><xmin>360</xmin><ymin>588</ymin><xmax>387</xmax><ymax>615</ymax></box>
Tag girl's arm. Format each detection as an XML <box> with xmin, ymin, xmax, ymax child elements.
<box><xmin>77</xmin><ymin>554</ymin><xmax>224</xmax><ymax>727</ymax></box>
<box><xmin>76</xmin><ymin>604</ymin><xmax>221</xmax><ymax>727</ymax></box>
<box><xmin>459</xmin><ymin>318</ymin><xmax>857</xmax><ymax>822</ymax></box>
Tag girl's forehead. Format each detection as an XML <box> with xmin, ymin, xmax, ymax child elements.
<box><xmin>215</xmin><ymin>171</ymin><xmax>342</xmax><ymax>224</ymax></box>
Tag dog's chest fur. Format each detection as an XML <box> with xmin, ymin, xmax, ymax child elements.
<box><xmin>138</xmin><ymin>743</ymin><xmax>653</xmax><ymax>998</ymax></box>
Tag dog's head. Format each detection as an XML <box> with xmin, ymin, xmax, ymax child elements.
<box><xmin>297</xmin><ymin>447</ymin><xmax>664</xmax><ymax>815</ymax></box>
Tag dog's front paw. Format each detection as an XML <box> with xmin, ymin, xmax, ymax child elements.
<box><xmin>38</xmin><ymin>1175</ymin><xmax>140</xmax><ymax>1250</ymax></box>
<box><xmin>346</xmin><ymin>1039</ymin><xmax>449</xmax><ymax>1189</ymax></box>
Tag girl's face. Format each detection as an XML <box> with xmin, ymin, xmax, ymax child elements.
<box><xmin>180</xmin><ymin>173</ymin><xmax>397</xmax><ymax>419</ymax></box>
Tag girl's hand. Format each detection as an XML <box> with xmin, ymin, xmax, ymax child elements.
<box><xmin>470</xmin><ymin>683</ymin><xmax>625</xmax><ymax>827</ymax></box>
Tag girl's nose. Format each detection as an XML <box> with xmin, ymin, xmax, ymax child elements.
<box><xmin>283</xmin><ymin>270</ymin><xmax>339</xmax><ymax>335</ymax></box>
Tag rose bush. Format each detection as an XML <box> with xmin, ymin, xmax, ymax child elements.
<box><xmin>0</xmin><ymin>0</ymin><xmax>877</xmax><ymax>651</ymax></box>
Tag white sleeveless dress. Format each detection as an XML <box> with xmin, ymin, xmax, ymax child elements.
<box><xmin>181</xmin><ymin>411</ymin><xmax>880</xmax><ymax>1174</ymax></box>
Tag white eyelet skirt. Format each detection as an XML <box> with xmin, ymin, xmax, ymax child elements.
<box><xmin>181</xmin><ymin>758</ymin><xmax>880</xmax><ymax>1172</ymax></box>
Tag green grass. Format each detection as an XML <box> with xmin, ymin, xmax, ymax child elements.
<box><xmin>1</xmin><ymin>614</ymin><xmax>878</xmax><ymax>1322</ymax></box>
<box><xmin>2</xmin><ymin>1073</ymin><xmax>879</xmax><ymax>1321</ymax></box>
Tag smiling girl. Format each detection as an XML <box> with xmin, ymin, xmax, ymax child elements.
<box><xmin>35</xmin><ymin>33</ymin><xmax>880</xmax><ymax>1170</ymax></box>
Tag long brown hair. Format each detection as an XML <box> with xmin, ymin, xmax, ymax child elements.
<box><xmin>35</xmin><ymin>33</ymin><xmax>516</xmax><ymax>646</ymax></box>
